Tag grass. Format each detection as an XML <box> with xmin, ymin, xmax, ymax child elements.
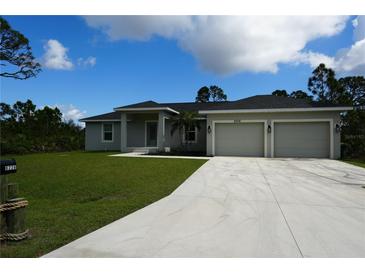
<box><xmin>342</xmin><ymin>158</ymin><xmax>365</xmax><ymax>169</ymax></box>
<box><xmin>0</xmin><ymin>152</ymin><xmax>206</xmax><ymax>257</ymax></box>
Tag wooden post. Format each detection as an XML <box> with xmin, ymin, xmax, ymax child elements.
<box><xmin>7</xmin><ymin>183</ymin><xmax>18</xmax><ymax>199</ymax></box>
<box><xmin>0</xmin><ymin>176</ymin><xmax>8</xmax><ymax>203</ymax></box>
<box><xmin>5</xmin><ymin>198</ymin><xmax>27</xmax><ymax>238</ymax></box>
<box><xmin>0</xmin><ymin>176</ymin><xmax>8</xmax><ymax>239</ymax></box>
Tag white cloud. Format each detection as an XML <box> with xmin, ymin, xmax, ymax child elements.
<box><xmin>179</xmin><ymin>16</ymin><xmax>348</xmax><ymax>74</ymax></box>
<box><xmin>56</xmin><ymin>104</ymin><xmax>86</xmax><ymax>124</ymax></box>
<box><xmin>77</xmin><ymin>56</ymin><xmax>97</xmax><ymax>67</ymax></box>
<box><xmin>43</xmin><ymin>40</ymin><xmax>96</xmax><ymax>70</ymax></box>
<box><xmin>298</xmin><ymin>16</ymin><xmax>365</xmax><ymax>75</ymax></box>
<box><xmin>353</xmin><ymin>15</ymin><xmax>365</xmax><ymax>41</ymax></box>
<box><xmin>84</xmin><ymin>16</ymin><xmax>348</xmax><ymax>75</ymax></box>
<box><xmin>334</xmin><ymin>39</ymin><xmax>365</xmax><ymax>74</ymax></box>
<box><xmin>296</xmin><ymin>51</ymin><xmax>335</xmax><ymax>69</ymax></box>
<box><xmin>43</xmin><ymin>39</ymin><xmax>74</xmax><ymax>70</ymax></box>
<box><xmin>84</xmin><ymin>16</ymin><xmax>194</xmax><ymax>41</ymax></box>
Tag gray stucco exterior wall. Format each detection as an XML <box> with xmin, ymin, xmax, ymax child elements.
<box><xmin>85</xmin><ymin>122</ymin><xmax>121</xmax><ymax>151</ymax></box>
<box><xmin>206</xmin><ymin>111</ymin><xmax>342</xmax><ymax>159</ymax></box>
<box><xmin>165</xmin><ymin>120</ymin><xmax>207</xmax><ymax>152</ymax></box>
<box><xmin>126</xmin><ymin>113</ymin><xmax>159</xmax><ymax>147</ymax></box>
<box><xmin>84</xmin><ymin>113</ymin><xmax>206</xmax><ymax>152</ymax></box>
<box><xmin>84</xmin><ymin>110</ymin><xmax>341</xmax><ymax>158</ymax></box>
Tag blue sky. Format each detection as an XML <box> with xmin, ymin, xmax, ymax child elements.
<box><xmin>2</xmin><ymin>16</ymin><xmax>364</xmax><ymax>121</ymax></box>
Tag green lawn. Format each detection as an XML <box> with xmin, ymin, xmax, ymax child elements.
<box><xmin>0</xmin><ymin>152</ymin><xmax>206</xmax><ymax>257</ymax></box>
<box><xmin>343</xmin><ymin>158</ymin><xmax>365</xmax><ymax>169</ymax></box>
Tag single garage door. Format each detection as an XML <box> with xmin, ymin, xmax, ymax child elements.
<box><xmin>215</xmin><ymin>122</ymin><xmax>264</xmax><ymax>156</ymax></box>
<box><xmin>274</xmin><ymin>122</ymin><xmax>330</xmax><ymax>158</ymax></box>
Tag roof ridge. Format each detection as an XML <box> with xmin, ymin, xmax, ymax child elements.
<box><xmin>136</xmin><ymin>100</ymin><xmax>158</xmax><ymax>104</ymax></box>
<box><xmin>160</xmin><ymin>101</ymin><xmax>232</xmax><ymax>105</ymax></box>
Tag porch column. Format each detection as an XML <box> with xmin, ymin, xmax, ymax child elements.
<box><xmin>157</xmin><ymin>111</ymin><xmax>165</xmax><ymax>151</ymax></box>
<box><xmin>120</xmin><ymin>112</ymin><xmax>127</xmax><ymax>152</ymax></box>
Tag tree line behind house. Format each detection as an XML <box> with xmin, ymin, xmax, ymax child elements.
<box><xmin>0</xmin><ymin>100</ymin><xmax>84</xmax><ymax>154</ymax></box>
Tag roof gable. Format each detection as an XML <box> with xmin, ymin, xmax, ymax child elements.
<box><xmin>115</xmin><ymin>100</ymin><xmax>160</xmax><ymax>109</ymax></box>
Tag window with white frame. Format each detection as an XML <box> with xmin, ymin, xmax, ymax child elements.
<box><xmin>183</xmin><ymin>125</ymin><xmax>197</xmax><ymax>143</ymax></box>
<box><xmin>102</xmin><ymin>123</ymin><xmax>113</xmax><ymax>142</ymax></box>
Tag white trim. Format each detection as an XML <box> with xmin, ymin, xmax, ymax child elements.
<box><xmin>144</xmin><ymin>120</ymin><xmax>158</xmax><ymax>147</ymax></box>
<box><xmin>182</xmin><ymin>125</ymin><xmax>198</xmax><ymax>144</ymax></box>
<box><xmin>114</xmin><ymin>107</ymin><xmax>179</xmax><ymax>114</ymax></box>
<box><xmin>162</xmin><ymin>117</ymin><xmax>168</xmax><ymax>137</ymax></box>
<box><xmin>101</xmin><ymin>122</ymin><xmax>114</xmax><ymax>143</ymax></box>
<box><xmin>127</xmin><ymin>147</ymin><xmax>158</xmax><ymax>149</ymax></box>
<box><xmin>81</xmin><ymin>119</ymin><xmax>120</xmax><ymax>122</ymax></box>
<box><xmin>199</xmin><ymin>107</ymin><xmax>352</xmax><ymax>114</ymax></box>
<box><xmin>271</xmin><ymin>119</ymin><xmax>334</xmax><ymax>159</ymax></box>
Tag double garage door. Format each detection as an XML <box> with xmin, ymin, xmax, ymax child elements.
<box><xmin>214</xmin><ymin>121</ymin><xmax>331</xmax><ymax>158</ymax></box>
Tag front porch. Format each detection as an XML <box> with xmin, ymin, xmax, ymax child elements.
<box><xmin>118</xmin><ymin>110</ymin><xmax>207</xmax><ymax>154</ymax></box>
<box><xmin>120</xmin><ymin>110</ymin><xmax>173</xmax><ymax>153</ymax></box>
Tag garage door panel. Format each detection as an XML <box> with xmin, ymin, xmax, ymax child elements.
<box><xmin>215</xmin><ymin>123</ymin><xmax>264</xmax><ymax>157</ymax></box>
<box><xmin>274</xmin><ymin>122</ymin><xmax>330</xmax><ymax>158</ymax></box>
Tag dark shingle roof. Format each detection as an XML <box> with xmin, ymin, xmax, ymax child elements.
<box><xmin>80</xmin><ymin>111</ymin><xmax>120</xmax><ymax>122</ymax></box>
<box><xmin>196</xmin><ymin>95</ymin><xmax>344</xmax><ymax>111</ymax></box>
<box><xmin>81</xmin><ymin>95</ymin><xmax>350</xmax><ymax>122</ymax></box>
<box><xmin>158</xmin><ymin>95</ymin><xmax>346</xmax><ymax>111</ymax></box>
<box><xmin>116</xmin><ymin>100</ymin><xmax>160</xmax><ymax>109</ymax></box>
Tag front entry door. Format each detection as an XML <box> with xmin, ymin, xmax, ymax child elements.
<box><xmin>146</xmin><ymin>121</ymin><xmax>158</xmax><ymax>147</ymax></box>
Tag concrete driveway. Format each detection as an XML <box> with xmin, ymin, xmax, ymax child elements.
<box><xmin>44</xmin><ymin>157</ymin><xmax>365</xmax><ymax>258</ymax></box>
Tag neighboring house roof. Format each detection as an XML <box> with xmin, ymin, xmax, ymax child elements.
<box><xmin>81</xmin><ymin>95</ymin><xmax>352</xmax><ymax>122</ymax></box>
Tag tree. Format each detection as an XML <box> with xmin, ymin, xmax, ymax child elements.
<box><xmin>195</xmin><ymin>85</ymin><xmax>228</xmax><ymax>102</ymax></box>
<box><xmin>337</xmin><ymin>76</ymin><xmax>365</xmax><ymax>158</ymax></box>
<box><xmin>34</xmin><ymin>106</ymin><xmax>63</xmax><ymax>136</ymax></box>
<box><xmin>289</xmin><ymin>90</ymin><xmax>313</xmax><ymax>101</ymax></box>
<box><xmin>209</xmin><ymin>85</ymin><xmax>227</xmax><ymax>102</ymax></box>
<box><xmin>307</xmin><ymin>66</ymin><xmax>365</xmax><ymax>158</ymax></box>
<box><xmin>272</xmin><ymin>90</ymin><xmax>288</xmax><ymax>97</ymax></box>
<box><xmin>272</xmin><ymin>89</ymin><xmax>313</xmax><ymax>101</ymax></box>
<box><xmin>12</xmin><ymin>99</ymin><xmax>36</xmax><ymax>123</ymax></box>
<box><xmin>195</xmin><ymin>86</ymin><xmax>210</xmax><ymax>102</ymax></box>
<box><xmin>0</xmin><ymin>17</ymin><xmax>41</xmax><ymax>80</ymax></box>
<box><xmin>308</xmin><ymin>63</ymin><xmax>341</xmax><ymax>102</ymax></box>
<box><xmin>338</xmin><ymin>76</ymin><xmax>365</xmax><ymax>106</ymax></box>
<box><xmin>170</xmin><ymin>111</ymin><xmax>201</xmax><ymax>150</ymax></box>
<box><xmin>0</xmin><ymin>99</ymin><xmax>84</xmax><ymax>154</ymax></box>
<box><xmin>0</xmin><ymin>102</ymin><xmax>15</xmax><ymax>121</ymax></box>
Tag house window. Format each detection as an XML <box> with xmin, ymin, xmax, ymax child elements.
<box><xmin>102</xmin><ymin>123</ymin><xmax>113</xmax><ymax>142</ymax></box>
<box><xmin>183</xmin><ymin>125</ymin><xmax>197</xmax><ymax>143</ymax></box>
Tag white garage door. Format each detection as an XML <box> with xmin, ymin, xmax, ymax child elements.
<box><xmin>274</xmin><ymin>122</ymin><xmax>330</xmax><ymax>158</ymax></box>
<box><xmin>215</xmin><ymin>122</ymin><xmax>264</xmax><ymax>156</ymax></box>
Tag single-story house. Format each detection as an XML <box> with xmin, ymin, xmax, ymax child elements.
<box><xmin>80</xmin><ymin>95</ymin><xmax>352</xmax><ymax>159</ymax></box>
